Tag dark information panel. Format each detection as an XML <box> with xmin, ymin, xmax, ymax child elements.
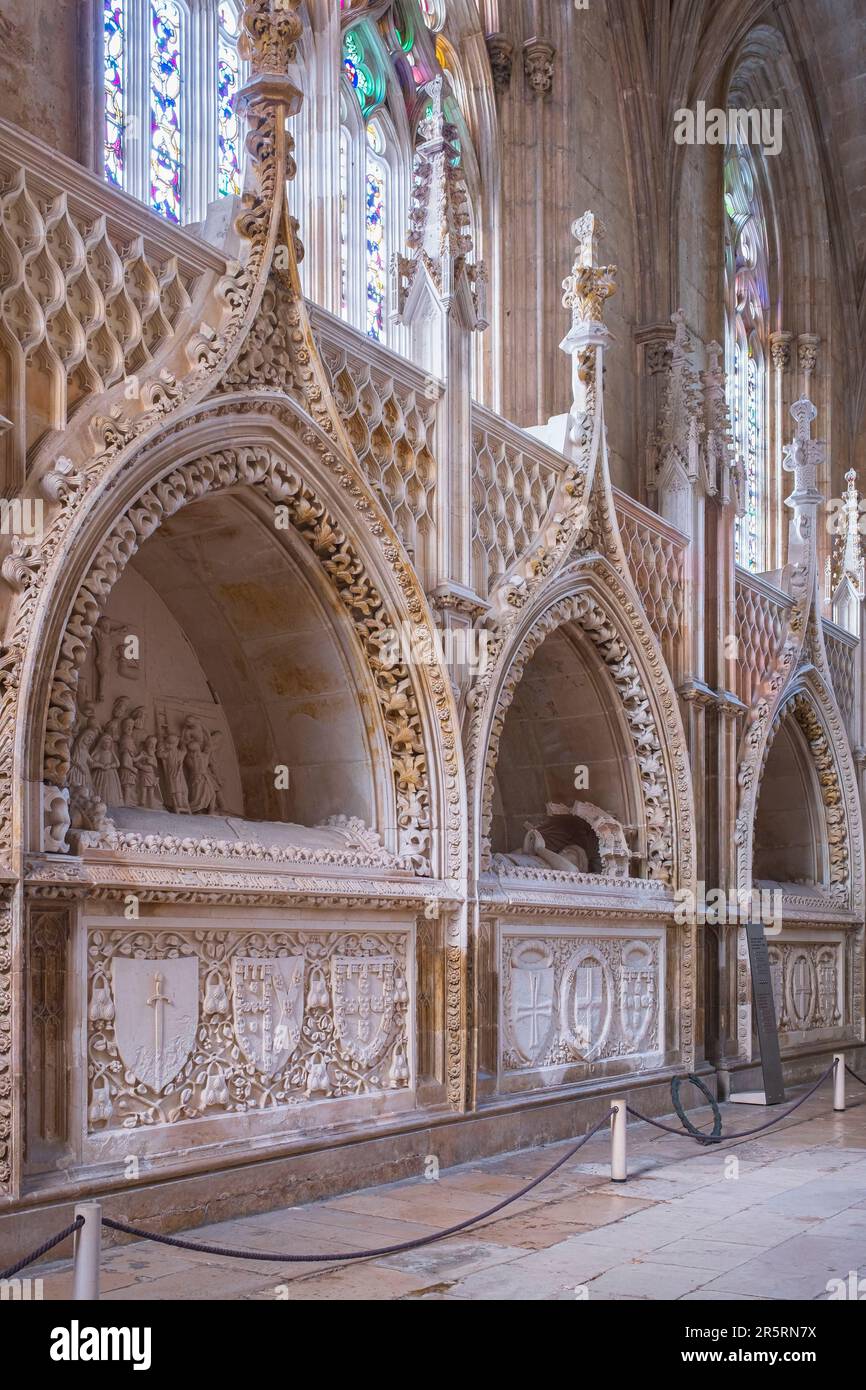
<box><xmin>746</xmin><ymin>921</ymin><xmax>786</xmax><ymax>1105</ymax></box>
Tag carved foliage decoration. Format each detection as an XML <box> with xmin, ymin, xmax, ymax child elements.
<box><xmin>87</xmin><ymin>925</ymin><xmax>411</xmax><ymax>1131</ymax></box>
<box><xmin>787</xmin><ymin>694</ymin><xmax>849</xmax><ymax>902</ymax></box>
<box><xmin>42</xmin><ymin>447</ymin><xmax>432</xmax><ymax>870</ymax></box>
<box><xmin>0</xmin><ymin>891</ymin><xmax>11</xmax><ymax>1193</ymax></box>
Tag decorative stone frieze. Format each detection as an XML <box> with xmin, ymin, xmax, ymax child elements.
<box><xmin>86</xmin><ymin>921</ymin><xmax>412</xmax><ymax>1131</ymax></box>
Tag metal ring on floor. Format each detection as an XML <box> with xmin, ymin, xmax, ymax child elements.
<box><xmin>670</xmin><ymin>1073</ymin><xmax>723</xmax><ymax>1145</ymax></box>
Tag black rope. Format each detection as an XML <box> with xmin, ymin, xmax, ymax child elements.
<box><xmin>627</xmin><ymin>1060</ymin><xmax>836</xmax><ymax>1144</ymax></box>
<box><xmin>102</xmin><ymin>1112</ymin><xmax>613</xmax><ymax>1264</ymax></box>
<box><xmin>0</xmin><ymin>1216</ymin><xmax>84</xmax><ymax>1282</ymax></box>
<box><xmin>845</xmin><ymin>1063</ymin><xmax>866</xmax><ymax>1088</ymax></box>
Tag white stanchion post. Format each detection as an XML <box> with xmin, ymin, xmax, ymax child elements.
<box><xmin>610</xmin><ymin>1098</ymin><xmax>627</xmax><ymax>1182</ymax></box>
<box><xmin>833</xmin><ymin>1053</ymin><xmax>846</xmax><ymax>1112</ymax></box>
<box><xmin>72</xmin><ymin>1202</ymin><xmax>102</xmax><ymax>1301</ymax></box>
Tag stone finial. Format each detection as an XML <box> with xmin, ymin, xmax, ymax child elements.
<box><xmin>572</xmin><ymin>212</ymin><xmax>605</xmax><ymax>269</ymax></box>
<box><xmin>827</xmin><ymin>468</ymin><xmax>865</xmax><ymax>609</ymax></box>
<box><xmin>840</xmin><ymin>468</ymin><xmax>865</xmax><ymax>588</ymax></box>
<box><xmin>392</xmin><ymin>77</ymin><xmax>485</xmax><ymax>327</ymax></box>
<box><xmin>240</xmin><ymin>0</ymin><xmax>304</xmax><ymax>77</ymax></box>
<box><xmin>783</xmin><ymin>397</ymin><xmax>824</xmax><ymax>508</ymax></box>
<box><xmin>523</xmin><ymin>38</ymin><xmax>555</xmax><ymax>97</ymax></box>
<box><xmin>561</xmin><ymin>212</ymin><xmax>617</xmax><ymax>327</ymax></box>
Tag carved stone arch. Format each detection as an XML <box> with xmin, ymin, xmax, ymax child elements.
<box><xmin>468</xmin><ymin>560</ymin><xmax>696</xmax><ymax>889</ymax></box>
<box><xmin>12</xmin><ymin>404</ymin><xmax>464</xmax><ymax>880</ymax></box>
<box><xmin>743</xmin><ymin>673</ymin><xmax>864</xmax><ymax>913</ymax></box>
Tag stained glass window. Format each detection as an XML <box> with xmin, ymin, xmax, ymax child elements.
<box><xmin>725</xmin><ymin>142</ymin><xmax>768</xmax><ymax>572</ymax></box>
<box><xmin>104</xmin><ymin>1</ymin><xmax>125</xmax><ymax>187</ymax></box>
<box><xmin>149</xmin><ymin>1</ymin><xmax>183</xmax><ymax>223</ymax></box>
<box><xmin>340</xmin><ymin>127</ymin><xmax>349</xmax><ymax>318</ymax></box>
<box><xmin>217</xmin><ymin>2</ymin><xmax>241</xmax><ymax>198</ymax></box>
<box><xmin>365</xmin><ymin>127</ymin><xmax>387</xmax><ymax>341</ymax></box>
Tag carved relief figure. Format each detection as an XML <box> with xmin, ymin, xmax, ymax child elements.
<box><xmin>137</xmin><ymin>735</ymin><xmax>164</xmax><ymax>810</ymax></box>
<box><xmin>495</xmin><ymin>803</ymin><xmax>631</xmax><ymax>878</ymax></box>
<box><xmin>184</xmin><ymin>732</ymin><xmax>220</xmax><ymax>815</ymax></box>
<box><xmin>157</xmin><ymin>729</ymin><xmax>190</xmax><ymax>813</ymax></box>
<box><xmin>118</xmin><ymin>716</ymin><xmax>139</xmax><ymax>806</ymax></box>
<box><xmin>89</xmin><ymin>734</ymin><xmax>123</xmax><ymax>808</ymax></box>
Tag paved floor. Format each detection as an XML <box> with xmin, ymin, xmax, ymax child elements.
<box><xmin>32</xmin><ymin>1083</ymin><xmax>866</xmax><ymax>1300</ymax></box>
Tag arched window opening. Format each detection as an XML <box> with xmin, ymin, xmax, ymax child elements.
<box><xmin>101</xmin><ymin>0</ymin><xmax>244</xmax><ymax>225</ymax></box>
<box><xmin>337</xmin><ymin>6</ymin><xmax>481</xmax><ymax>351</ymax></box>
<box><xmin>725</xmin><ymin>141</ymin><xmax>770</xmax><ymax>573</ymax></box>
<box><xmin>365</xmin><ymin>123</ymin><xmax>388</xmax><ymax>342</ymax></box>
<box><xmin>217</xmin><ymin>2</ymin><xmax>242</xmax><ymax>198</ymax></box>
<box><xmin>149</xmin><ymin>2</ymin><xmax>184</xmax><ymax>223</ymax></box>
<box><xmin>104</xmin><ymin>1</ymin><xmax>125</xmax><ymax>188</ymax></box>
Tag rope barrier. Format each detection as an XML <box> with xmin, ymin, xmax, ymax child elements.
<box><xmin>101</xmin><ymin>1111</ymin><xmax>612</xmax><ymax>1264</ymax></box>
<box><xmin>0</xmin><ymin>1215</ymin><xmax>84</xmax><ymax>1282</ymax></box>
<box><xmin>4</xmin><ymin>1051</ymin><xmax>863</xmax><ymax>1294</ymax></box>
<box><xmin>627</xmin><ymin>1059</ymin><xmax>837</xmax><ymax>1143</ymax></box>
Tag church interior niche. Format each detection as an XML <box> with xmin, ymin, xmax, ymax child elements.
<box><xmin>753</xmin><ymin>711</ymin><xmax>827</xmax><ymax>887</ymax></box>
<box><xmin>69</xmin><ymin>488</ymin><xmax>387</xmax><ymax>847</ymax></box>
<box><xmin>490</xmin><ymin>624</ymin><xmax>641</xmax><ymax>876</ymax></box>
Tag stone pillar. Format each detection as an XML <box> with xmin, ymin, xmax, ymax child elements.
<box><xmin>635</xmin><ymin>323</ymin><xmax>674</xmax><ymax>506</ymax></box>
<box><xmin>522</xmin><ymin>34</ymin><xmax>556</xmax><ymax>424</ymax></box>
<box><xmin>769</xmin><ymin>331</ymin><xmax>794</xmax><ymax>572</ymax></box>
<box><xmin>391</xmin><ymin>77</ymin><xmax>489</xmax><ymax>687</ymax></box>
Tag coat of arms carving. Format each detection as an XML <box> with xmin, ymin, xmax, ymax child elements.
<box><xmin>331</xmin><ymin>956</ymin><xmax>396</xmax><ymax>1065</ymax></box>
<box><xmin>232</xmin><ymin>956</ymin><xmax>305</xmax><ymax>1074</ymax></box>
<box><xmin>507</xmin><ymin>941</ymin><xmax>555</xmax><ymax>1065</ymax></box>
<box><xmin>111</xmin><ymin>957</ymin><xmax>199</xmax><ymax>1093</ymax></box>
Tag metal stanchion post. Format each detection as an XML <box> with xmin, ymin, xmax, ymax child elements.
<box><xmin>833</xmin><ymin>1053</ymin><xmax>846</xmax><ymax>1112</ymax></box>
<box><xmin>72</xmin><ymin>1202</ymin><xmax>102</xmax><ymax>1301</ymax></box>
<box><xmin>610</xmin><ymin>1098</ymin><xmax>627</xmax><ymax>1182</ymax></box>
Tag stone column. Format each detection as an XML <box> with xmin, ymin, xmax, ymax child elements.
<box><xmin>522</xmin><ymin>34</ymin><xmax>556</xmax><ymax>424</ymax></box>
<box><xmin>769</xmin><ymin>331</ymin><xmax>794</xmax><ymax>572</ymax></box>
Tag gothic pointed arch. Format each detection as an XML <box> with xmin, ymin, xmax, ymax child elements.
<box><xmin>467</xmin><ymin>560</ymin><xmax>696</xmax><ymax>891</ymax></box>
<box><xmin>10</xmin><ymin>398</ymin><xmax>464</xmax><ymax>882</ymax></box>
<box><xmin>742</xmin><ymin>667</ymin><xmax>864</xmax><ymax>916</ymax></box>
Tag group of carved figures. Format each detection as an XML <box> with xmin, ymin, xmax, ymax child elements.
<box><xmin>69</xmin><ymin>696</ymin><xmax>224</xmax><ymax>820</ymax></box>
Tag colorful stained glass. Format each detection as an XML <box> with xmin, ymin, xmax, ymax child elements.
<box><xmin>340</xmin><ymin>127</ymin><xmax>349</xmax><ymax>317</ymax></box>
<box><xmin>217</xmin><ymin>3</ymin><xmax>241</xmax><ymax>198</ymax></box>
<box><xmin>733</xmin><ymin>340</ymin><xmax>761</xmax><ymax>572</ymax></box>
<box><xmin>343</xmin><ymin>29</ymin><xmax>383</xmax><ymax>115</ymax></box>
<box><xmin>725</xmin><ymin>142</ymin><xmax>768</xmax><ymax>572</ymax></box>
<box><xmin>365</xmin><ymin>145</ymin><xmax>386</xmax><ymax>341</ymax></box>
<box><xmin>103</xmin><ymin>1</ymin><xmax>125</xmax><ymax>187</ymax></box>
<box><xmin>150</xmin><ymin>1</ymin><xmax>183</xmax><ymax>223</ymax></box>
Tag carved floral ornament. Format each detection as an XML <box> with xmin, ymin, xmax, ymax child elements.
<box><xmin>471</xmin><ymin>579</ymin><xmax>695</xmax><ymax>888</ymax></box>
<box><xmin>36</xmin><ymin>444</ymin><xmax>441</xmax><ymax>871</ymax></box>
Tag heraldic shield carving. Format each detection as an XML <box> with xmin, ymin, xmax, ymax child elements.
<box><xmin>560</xmin><ymin>948</ymin><xmax>613</xmax><ymax>1060</ymax></box>
<box><xmin>111</xmin><ymin>957</ymin><xmax>199</xmax><ymax>1092</ymax></box>
<box><xmin>232</xmin><ymin>956</ymin><xmax>305</xmax><ymax>1075</ymax></box>
<box><xmin>507</xmin><ymin>941</ymin><xmax>555</xmax><ymax>1065</ymax></box>
<box><xmin>331</xmin><ymin>956</ymin><xmax>395</xmax><ymax>1065</ymax></box>
<box><xmin>619</xmin><ymin>941</ymin><xmax>657</xmax><ymax>1049</ymax></box>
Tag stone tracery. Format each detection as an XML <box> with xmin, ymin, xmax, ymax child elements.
<box><xmin>0</xmin><ymin>0</ymin><xmax>862</xmax><ymax>1235</ymax></box>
